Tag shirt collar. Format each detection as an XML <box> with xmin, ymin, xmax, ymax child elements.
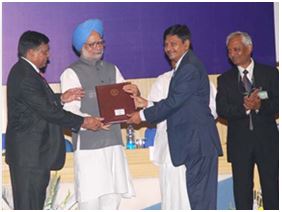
<box><xmin>173</xmin><ymin>51</ymin><xmax>188</xmax><ymax>71</ymax></box>
<box><xmin>237</xmin><ymin>58</ymin><xmax>254</xmax><ymax>79</ymax></box>
<box><xmin>21</xmin><ymin>56</ymin><xmax>40</xmax><ymax>74</ymax></box>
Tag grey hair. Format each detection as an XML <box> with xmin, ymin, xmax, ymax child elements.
<box><xmin>226</xmin><ymin>31</ymin><xmax>253</xmax><ymax>46</ymax></box>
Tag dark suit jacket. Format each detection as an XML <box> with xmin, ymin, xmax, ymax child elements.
<box><xmin>5</xmin><ymin>59</ymin><xmax>83</xmax><ymax>170</ymax></box>
<box><xmin>216</xmin><ymin>62</ymin><xmax>279</xmax><ymax>162</ymax></box>
<box><xmin>144</xmin><ymin>51</ymin><xmax>223</xmax><ymax>166</ymax></box>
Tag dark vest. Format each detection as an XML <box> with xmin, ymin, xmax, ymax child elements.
<box><xmin>69</xmin><ymin>57</ymin><xmax>123</xmax><ymax>150</ymax></box>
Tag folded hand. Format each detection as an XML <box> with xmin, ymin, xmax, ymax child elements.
<box><xmin>243</xmin><ymin>89</ymin><xmax>261</xmax><ymax>110</ymax></box>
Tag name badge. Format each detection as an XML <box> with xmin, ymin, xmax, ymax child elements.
<box><xmin>258</xmin><ymin>90</ymin><xmax>268</xmax><ymax>99</ymax></box>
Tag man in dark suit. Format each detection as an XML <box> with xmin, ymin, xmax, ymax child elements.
<box><xmin>216</xmin><ymin>31</ymin><xmax>279</xmax><ymax>210</ymax></box>
<box><xmin>5</xmin><ymin>31</ymin><xmax>106</xmax><ymax>210</ymax></box>
<box><xmin>127</xmin><ymin>24</ymin><xmax>223</xmax><ymax>209</ymax></box>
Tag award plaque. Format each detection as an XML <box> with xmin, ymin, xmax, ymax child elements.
<box><xmin>95</xmin><ymin>82</ymin><xmax>136</xmax><ymax>123</ymax></box>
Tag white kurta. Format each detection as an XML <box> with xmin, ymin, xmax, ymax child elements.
<box><xmin>60</xmin><ymin>66</ymin><xmax>135</xmax><ymax>203</ymax></box>
<box><xmin>147</xmin><ymin>70</ymin><xmax>218</xmax><ymax>209</ymax></box>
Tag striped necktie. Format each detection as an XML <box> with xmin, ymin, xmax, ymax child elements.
<box><xmin>242</xmin><ymin>70</ymin><xmax>254</xmax><ymax>131</ymax></box>
<box><xmin>242</xmin><ymin>70</ymin><xmax>252</xmax><ymax>93</ymax></box>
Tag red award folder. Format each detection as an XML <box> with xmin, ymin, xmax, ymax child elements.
<box><xmin>95</xmin><ymin>82</ymin><xmax>136</xmax><ymax>123</ymax></box>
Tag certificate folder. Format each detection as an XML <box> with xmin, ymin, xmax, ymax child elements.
<box><xmin>95</xmin><ymin>82</ymin><xmax>136</xmax><ymax>123</ymax></box>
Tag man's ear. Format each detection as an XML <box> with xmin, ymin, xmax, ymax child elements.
<box><xmin>184</xmin><ymin>40</ymin><xmax>190</xmax><ymax>50</ymax></box>
<box><xmin>26</xmin><ymin>48</ymin><xmax>34</xmax><ymax>58</ymax></box>
<box><xmin>25</xmin><ymin>48</ymin><xmax>38</xmax><ymax>64</ymax></box>
<box><xmin>247</xmin><ymin>45</ymin><xmax>253</xmax><ymax>55</ymax></box>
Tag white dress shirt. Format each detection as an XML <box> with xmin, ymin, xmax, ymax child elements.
<box><xmin>237</xmin><ymin>58</ymin><xmax>254</xmax><ymax>83</ymax></box>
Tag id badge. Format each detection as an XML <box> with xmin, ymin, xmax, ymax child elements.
<box><xmin>258</xmin><ymin>90</ymin><xmax>268</xmax><ymax>99</ymax></box>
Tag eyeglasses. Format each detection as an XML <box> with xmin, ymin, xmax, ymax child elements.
<box><xmin>85</xmin><ymin>40</ymin><xmax>105</xmax><ymax>48</ymax></box>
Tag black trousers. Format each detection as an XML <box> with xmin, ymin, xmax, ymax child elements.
<box><xmin>231</xmin><ymin>148</ymin><xmax>279</xmax><ymax>209</ymax></box>
<box><xmin>9</xmin><ymin>165</ymin><xmax>50</xmax><ymax>210</ymax></box>
<box><xmin>185</xmin><ymin>154</ymin><xmax>218</xmax><ymax>209</ymax></box>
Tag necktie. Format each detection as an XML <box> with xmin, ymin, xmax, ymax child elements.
<box><xmin>242</xmin><ymin>70</ymin><xmax>252</xmax><ymax>93</ymax></box>
<box><xmin>242</xmin><ymin>70</ymin><xmax>254</xmax><ymax>131</ymax></box>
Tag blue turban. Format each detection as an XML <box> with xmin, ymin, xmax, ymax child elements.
<box><xmin>72</xmin><ymin>19</ymin><xmax>104</xmax><ymax>52</ymax></box>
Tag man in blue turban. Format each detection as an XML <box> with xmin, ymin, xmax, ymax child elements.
<box><xmin>60</xmin><ymin>19</ymin><xmax>136</xmax><ymax>209</ymax></box>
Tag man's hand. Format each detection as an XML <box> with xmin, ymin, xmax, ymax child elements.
<box><xmin>131</xmin><ymin>96</ymin><xmax>148</xmax><ymax>109</ymax></box>
<box><xmin>81</xmin><ymin>117</ymin><xmax>103</xmax><ymax>131</ymax></box>
<box><xmin>244</xmin><ymin>89</ymin><xmax>261</xmax><ymax>110</ymax></box>
<box><xmin>101</xmin><ymin>123</ymin><xmax>112</xmax><ymax>131</ymax></box>
<box><xmin>127</xmin><ymin>112</ymin><xmax>142</xmax><ymax>124</ymax></box>
<box><xmin>123</xmin><ymin>83</ymin><xmax>140</xmax><ymax>96</ymax></box>
<box><xmin>61</xmin><ymin>87</ymin><xmax>85</xmax><ymax>103</ymax></box>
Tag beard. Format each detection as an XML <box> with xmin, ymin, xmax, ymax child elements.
<box><xmin>92</xmin><ymin>51</ymin><xmax>103</xmax><ymax>60</ymax></box>
<box><xmin>81</xmin><ymin>48</ymin><xmax>104</xmax><ymax>61</ymax></box>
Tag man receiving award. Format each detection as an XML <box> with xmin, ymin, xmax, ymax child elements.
<box><xmin>60</xmin><ymin>19</ymin><xmax>137</xmax><ymax>210</ymax></box>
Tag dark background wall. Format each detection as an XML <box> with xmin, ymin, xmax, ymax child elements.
<box><xmin>2</xmin><ymin>2</ymin><xmax>276</xmax><ymax>84</ymax></box>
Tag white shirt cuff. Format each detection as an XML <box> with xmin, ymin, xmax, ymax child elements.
<box><xmin>139</xmin><ymin>110</ymin><xmax>146</xmax><ymax>121</ymax></box>
<box><xmin>139</xmin><ymin>100</ymin><xmax>154</xmax><ymax>121</ymax></box>
<box><xmin>147</xmin><ymin>101</ymin><xmax>154</xmax><ymax>107</ymax></box>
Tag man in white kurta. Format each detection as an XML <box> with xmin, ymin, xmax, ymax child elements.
<box><xmin>148</xmin><ymin>70</ymin><xmax>217</xmax><ymax>209</ymax></box>
<box><xmin>60</xmin><ymin>19</ymin><xmax>135</xmax><ymax>210</ymax></box>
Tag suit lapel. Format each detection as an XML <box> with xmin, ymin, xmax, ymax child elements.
<box><xmin>21</xmin><ymin>59</ymin><xmax>60</xmax><ymax>108</ymax></box>
<box><xmin>175</xmin><ymin>51</ymin><xmax>191</xmax><ymax>73</ymax></box>
<box><xmin>169</xmin><ymin>51</ymin><xmax>190</xmax><ymax>85</ymax></box>
<box><xmin>252</xmin><ymin>63</ymin><xmax>262</xmax><ymax>88</ymax></box>
<box><xmin>229</xmin><ymin>67</ymin><xmax>246</xmax><ymax>100</ymax></box>
<box><xmin>40</xmin><ymin>78</ymin><xmax>61</xmax><ymax>108</ymax></box>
